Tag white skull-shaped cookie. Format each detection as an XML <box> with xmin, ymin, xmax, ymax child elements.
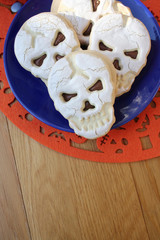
<box><xmin>14</xmin><ymin>13</ymin><xmax>80</xmax><ymax>84</ymax></box>
<box><xmin>51</xmin><ymin>0</ymin><xmax>132</xmax><ymax>46</ymax></box>
<box><xmin>89</xmin><ymin>13</ymin><xmax>151</xmax><ymax>96</ymax></box>
<box><xmin>48</xmin><ymin>51</ymin><xmax>116</xmax><ymax>139</ymax></box>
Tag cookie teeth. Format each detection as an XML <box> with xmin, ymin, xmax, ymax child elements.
<box><xmin>95</xmin><ymin>121</ymin><xmax>99</xmax><ymax>129</ymax></box>
<box><xmin>69</xmin><ymin>102</ymin><xmax>115</xmax><ymax>139</ymax></box>
<box><xmin>82</xmin><ymin>111</ymin><xmax>106</xmax><ymax>129</ymax></box>
<box><xmin>83</xmin><ymin>125</ymin><xmax>88</xmax><ymax>131</ymax></box>
<box><xmin>100</xmin><ymin>110</ymin><xmax>105</xmax><ymax>118</ymax></box>
<box><xmin>102</xmin><ymin>118</ymin><xmax>106</xmax><ymax>125</ymax></box>
<box><xmin>72</xmin><ymin>103</ymin><xmax>112</xmax><ymax>132</ymax></box>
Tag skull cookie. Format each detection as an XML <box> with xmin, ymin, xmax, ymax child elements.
<box><xmin>89</xmin><ymin>13</ymin><xmax>151</xmax><ymax>96</ymax></box>
<box><xmin>14</xmin><ymin>13</ymin><xmax>80</xmax><ymax>84</ymax></box>
<box><xmin>51</xmin><ymin>0</ymin><xmax>132</xmax><ymax>47</ymax></box>
<box><xmin>48</xmin><ymin>51</ymin><xmax>116</xmax><ymax>139</ymax></box>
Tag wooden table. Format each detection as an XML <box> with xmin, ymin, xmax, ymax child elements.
<box><xmin>0</xmin><ymin>109</ymin><xmax>160</xmax><ymax>240</ymax></box>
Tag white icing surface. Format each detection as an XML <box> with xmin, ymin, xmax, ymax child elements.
<box><xmin>51</xmin><ymin>0</ymin><xmax>132</xmax><ymax>45</ymax></box>
<box><xmin>14</xmin><ymin>13</ymin><xmax>80</xmax><ymax>83</ymax></box>
<box><xmin>48</xmin><ymin>51</ymin><xmax>116</xmax><ymax>139</ymax></box>
<box><xmin>89</xmin><ymin>13</ymin><xmax>151</xmax><ymax>96</ymax></box>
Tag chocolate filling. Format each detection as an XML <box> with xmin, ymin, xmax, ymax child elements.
<box><xmin>113</xmin><ymin>59</ymin><xmax>121</xmax><ymax>71</ymax></box>
<box><xmin>99</xmin><ymin>42</ymin><xmax>113</xmax><ymax>51</ymax></box>
<box><xmin>124</xmin><ymin>50</ymin><xmax>138</xmax><ymax>59</ymax></box>
<box><xmin>62</xmin><ymin>93</ymin><xmax>77</xmax><ymax>102</ymax></box>
<box><xmin>55</xmin><ymin>54</ymin><xmax>64</xmax><ymax>61</ymax></box>
<box><xmin>81</xmin><ymin>43</ymin><xmax>89</xmax><ymax>50</ymax></box>
<box><xmin>54</xmin><ymin>32</ymin><xmax>65</xmax><ymax>46</ymax></box>
<box><xmin>92</xmin><ymin>0</ymin><xmax>100</xmax><ymax>11</ymax></box>
<box><xmin>83</xmin><ymin>101</ymin><xmax>95</xmax><ymax>111</ymax></box>
<box><xmin>33</xmin><ymin>54</ymin><xmax>47</xmax><ymax>67</ymax></box>
<box><xmin>89</xmin><ymin>80</ymin><xmax>103</xmax><ymax>91</ymax></box>
<box><xmin>83</xmin><ymin>22</ymin><xmax>93</xmax><ymax>36</ymax></box>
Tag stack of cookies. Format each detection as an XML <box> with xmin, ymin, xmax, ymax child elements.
<box><xmin>14</xmin><ymin>0</ymin><xmax>151</xmax><ymax>139</ymax></box>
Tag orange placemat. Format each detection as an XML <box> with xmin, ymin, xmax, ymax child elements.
<box><xmin>0</xmin><ymin>0</ymin><xmax>160</xmax><ymax>163</ymax></box>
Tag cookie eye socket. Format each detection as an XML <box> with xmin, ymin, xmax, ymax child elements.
<box><xmin>62</xmin><ymin>93</ymin><xmax>77</xmax><ymax>102</ymax></box>
<box><xmin>33</xmin><ymin>54</ymin><xmax>47</xmax><ymax>67</ymax></box>
<box><xmin>89</xmin><ymin>80</ymin><xmax>103</xmax><ymax>92</ymax></box>
<box><xmin>83</xmin><ymin>101</ymin><xmax>95</xmax><ymax>111</ymax></box>
<box><xmin>124</xmin><ymin>50</ymin><xmax>138</xmax><ymax>59</ymax></box>
<box><xmin>99</xmin><ymin>42</ymin><xmax>113</xmax><ymax>52</ymax></box>
<box><xmin>83</xmin><ymin>22</ymin><xmax>93</xmax><ymax>36</ymax></box>
<box><xmin>113</xmin><ymin>59</ymin><xmax>122</xmax><ymax>71</ymax></box>
<box><xmin>92</xmin><ymin>0</ymin><xmax>100</xmax><ymax>12</ymax></box>
<box><xmin>54</xmin><ymin>32</ymin><xmax>65</xmax><ymax>46</ymax></box>
<box><xmin>55</xmin><ymin>54</ymin><xmax>65</xmax><ymax>61</ymax></box>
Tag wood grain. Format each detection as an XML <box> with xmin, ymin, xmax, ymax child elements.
<box><xmin>8</xmin><ymin>119</ymin><xmax>149</xmax><ymax>240</ymax></box>
<box><xmin>130</xmin><ymin>158</ymin><xmax>160</xmax><ymax>240</ymax></box>
<box><xmin>0</xmin><ymin>112</ymin><xmax>31</xmax><ymax>240</ymax></box>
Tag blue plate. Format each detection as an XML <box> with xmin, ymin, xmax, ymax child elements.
<box><xmin>4</xmin><ymin>0</ymin><xmax>160</xmax><ymax>133</ymax></box>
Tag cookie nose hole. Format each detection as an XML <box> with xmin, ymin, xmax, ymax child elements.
<box><xmin>55</xmin><ymin>54</ymin><xmax>65</xmax><ymax>61</ymax></box>
<box><xmin>113</xmin><ymin>59</ymin><xmax>122</xmax><ymax>71</ymax></box>
<box><xmin>83</xmin><ymin>101</ymin><xmax>95</xmax><ymax>112</ymax></box>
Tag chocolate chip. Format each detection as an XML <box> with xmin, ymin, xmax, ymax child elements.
<box><xmin>54</xmin><ymin>32</ymin><xmax>65</xmax><ymax>46</ymax></box>
<box><xmin>83</xmin><ymin>22</ymin><xmax>93</xmax><ymax>36</ymax></box>
<box><xmin>33</xmin><ymin>54</ymin><xmax>47</xmax><ymax>67</ymax></box>
<box><xmin>113</xmin><ymin>59</ymin><xmax>121</xmax><ymax>71</ymax></box>
<box><xmin>83</xmin><ymin>101</ymin><xmax>95</xmax><ymax>111</ymax></box>
<box><xmin>92</xmin><ymin>0</ymin><xmax>100</xmax><ymax>11</ymax></box>
<box><xmin>89</xmin><ymin>80</ymin><xmax>103</xmax><ymax>91</ymax></box>
<box><xmin>55</xmin><ymin>54</ymin><xmax>64</xmax><ymax>61</ymax></box>
<box><xmin>99</xmin><ymin>42</ymin><xmax>113</xmax><ymax>51</ymax></box>
<box><xmin>124</xmin><ymin>50</ymin><xmax>138</xmax><ymax>59</ymax></box>
<box><xmin>62</xmin><ymin>93</ymin><xmax>77</xmax><ymax>102</ymax></box>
